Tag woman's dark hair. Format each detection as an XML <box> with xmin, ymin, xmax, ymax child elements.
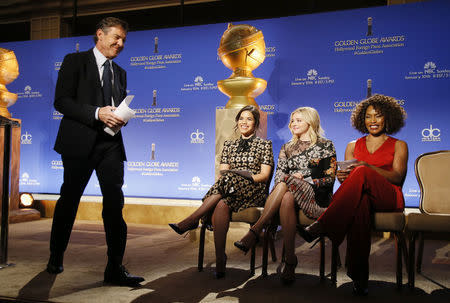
<box><xmin>234</xmin><ymin>105</ymin><xmax>260</xmax><ymax>132</ymax></box>
<box><xmin>93</xmin><ymin>17</ymin><xmax>129</xmax><ymax>43</ymax></box>
<box><xmin>351</xmin><ymin>94</ymin><xmax>406</xmax><ymax>134</ymax></box>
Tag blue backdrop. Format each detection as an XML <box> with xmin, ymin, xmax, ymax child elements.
<box><xmin>1</xmin><ymin>0</ymin><xmax>449</xmax><ymax>207</ymax></box>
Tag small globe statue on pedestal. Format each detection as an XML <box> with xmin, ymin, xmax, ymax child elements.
<box><xmin>0</xmin><ymin>48</ymin><xmax>20</xmax><ymax>118</ymax></box>
<box><xmin>217</xmin><ymin>23</ymin><xmax>267</xmax><ymax>109</ymax></box>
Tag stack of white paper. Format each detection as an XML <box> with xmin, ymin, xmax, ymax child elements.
<box><xmin>104</xmin><ymin>95</ymin><xmax>136</xmax><ymax>136</ymax></box>
<box><xmin>337</xmin><ymin>159</ymin><xmax>358</xmax><ymax>170</ymax></box>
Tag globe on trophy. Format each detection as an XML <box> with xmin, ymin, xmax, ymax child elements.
<box><xmin>217</xmin><ymin>23</ymin><xmax>267</xmax><ymax>109</ymax></box>
<box><xmin>0</xmin><ymin>48</ymin><xmax>19</xmax><ymax>118</ymax></box>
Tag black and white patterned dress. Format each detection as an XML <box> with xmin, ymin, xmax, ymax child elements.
<box><xmin>274</xmin><ymin>138</ymin><xmax>336</xmax><ymax>219</ymax></box>
<box><xmin>203</xmin><ymin>135</ymin><xmax>274</xmax><ymax>213</ymax></box>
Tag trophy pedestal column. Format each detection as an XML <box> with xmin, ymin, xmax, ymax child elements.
<box><xmin>214</xmin><ymin>109</ymin><xmax>267</xmax><ymax>180</ymax></box>
<box><xmin>217</xmin><ymin>77</ymin><xmax>267</xmax><ymax>109</ymax></box>
<box><xmin>0</xmin><ymin>119</ymin><xmax>39</xmax><ymax>223</ymax></box>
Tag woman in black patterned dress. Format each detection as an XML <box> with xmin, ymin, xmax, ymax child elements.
<box><xmin>234</xmin><ymin>106</ymin><xmax>336</xmax><ymax>284</ymax></box>
<box><xmin>169</xmin><ymin>105</ymin><xmax>274</xmax><ymax>278</ymax></box>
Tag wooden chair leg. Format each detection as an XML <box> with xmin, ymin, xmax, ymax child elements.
<box><xmin>319</xmin><ymin>237</ymin><xmax>325</xmax><ymax>281</ymax></box>
<box><xmin>250</xmin><ymin>244</ymin><xmax>256</xmax><ymax>276</ymax></box>
<box><xmin>399</xmin><ymin>233</ymin><xmax>408</xmax><ymax>273</ymax></box>
<box><xmin>198</xmin><ymin>224</ymin><xmax>206</xmax><ymax>272</ymax></box>
<box><xmin>394</xmin><ymin>232</ymin><xmax>403</xmax><ymax>289</ymax></box>
<box><xmin>336</xmin><ymin>250</ymin><xmax>342</xmax><ymax>268</ymax></box>
<box><xmin>269</xmin><ymin>231</ymin><xmax>277</xmax><ymax>262</ymax></box>
<box><xmin>262</xmin><ymin>225</ymin><xmax>278</xmax><ymax>277</ymax></box>
<box><xmin>262</xmin><ymin>228</ymin><xmax>269</xmax><ymax>277</ymax></box>
<box><xmin>416</xmin><ymin>232</ymin><xmax>424</xmax><ymax>274</ymax></box>
<box><xmin>408</xmin><ymin>232</ymin><xmax>416</xmax><ymax>289</ymax></box>
<box><xmin>331</xmin><ymin>243</ymin><xmax>338</xmax><ymax>286</ymax></box>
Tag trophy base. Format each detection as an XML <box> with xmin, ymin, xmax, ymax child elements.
<box><xmin>217</xmin><ymin>77</ymin><xmax>267</xmax><ymax>109</ymax></box>
<box><xmin>225</xmin><ymin>96</ymin><xmax>258</xmax><ymax>109</ymax></box>
<box><xmin>0</xmin><ymin>106</ymin><xmax>11</xmax><ymax>118</ymax></box>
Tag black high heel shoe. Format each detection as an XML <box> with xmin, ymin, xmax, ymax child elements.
<box><xmin>352</xmin><ymin>279</ymin><xmax>369</xmax><ymax>296</ymax></box>
<box><xmin>168</xmin><ymin>222</ymin><xmax>199</xmax><ymax>235</ymax></box>
<box><xmin>214</xmin><ymin>254</ymin><xmax>227</xmax><ymax>279</ymax></box>
<box><xmin>280</xmin><ymin>256</ymin><xmax>298</xmax><ymax>285</ymax></box>
<box><xmin>296</xmin><ymin>225</ymin><xmax>321</xmax><ymax>248</ymax></box>
<box><xmin>234</xmin><ymin>228</ymin><xmax>259</xmax><ymax>254</ymax></box>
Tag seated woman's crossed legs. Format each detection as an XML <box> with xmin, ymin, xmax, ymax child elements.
<box><xmin>169</xmin><ymin>194</ymin><xmax>222</xmax><ymax>235</ymax></box>
<box><xmin>234</xmin><ymin>182</ymin><xmax>288</xmax><ymax>252</ymax></box>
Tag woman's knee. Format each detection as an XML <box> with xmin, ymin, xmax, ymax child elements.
<box><xmin>276</xmin><ymin>182</ymin><xmax>287</xmax><ymax>191</ymax></box>
<box><xmin>280</xmin><ymin>192</ymin><xmax>295</xmax><ymax>210</ymax></box>
<box><xmin>212</xmin><ymin>200</ymin><xmax>231</xmax><ymax>227</ymax></box>
<box><xmin>349</xmin><ymin>165</ymin><xmax>373</xmax><ymax>181</ymax></box>
<box><xmin>213</xmin><ymin>200</ymin><xmax>230</xmax><ymax>215</ymax></box>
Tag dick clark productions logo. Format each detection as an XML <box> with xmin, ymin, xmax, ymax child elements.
<box><xmin>21</xmin><ymin>132</ymin><xmax>32</xmax><ymax>144</ymax></box>
<box><xmin>190</xmin><ymin>129</ymin><xmax>205</xmax><ymax>144</ymax></box>
<box><xmin>421</xmin><ymin>125</ymin><xmax>441</xmax><ymax>142</ymax></box>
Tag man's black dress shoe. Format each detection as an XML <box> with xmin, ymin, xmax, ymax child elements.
<box><xmin>104</xmin><ymin>265</ymin><xmax>145</xmax><ymax>287</ymax></box>
<box><xmin>46</xmin><ymin>254</ymin><xmax>64</xmax><ymax>274</ymax></box>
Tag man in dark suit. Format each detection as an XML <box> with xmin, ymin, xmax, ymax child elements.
<box><xmin>47</xmin><ymin>17</ymin><xmax>144</xmax><ymax>286</ymax></box>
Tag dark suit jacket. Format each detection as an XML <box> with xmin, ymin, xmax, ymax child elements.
<box><xmin>54</xmin><ymin>48</ymin><xmax>127</xmax><ymax>160</ymax></box>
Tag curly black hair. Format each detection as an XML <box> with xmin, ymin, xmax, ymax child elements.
<box><xmin>351</xmin><ymin>94</ymin><xmax>406</xmax><ymax>134</ymax></box>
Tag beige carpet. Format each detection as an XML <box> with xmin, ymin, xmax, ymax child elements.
<box><xmin>0</xmin><ymin>219</ymin><xmax>448</xmax><ymax>303</ymax></box>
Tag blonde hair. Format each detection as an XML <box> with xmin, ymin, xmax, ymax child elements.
<box><xmin>288</xmin><ymin>106</ymin><xmax>324</xmax><ymax>146</ymax></box>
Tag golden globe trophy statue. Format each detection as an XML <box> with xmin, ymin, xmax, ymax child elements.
<box><xmin>217</xmin><ymin>23</ymin><xmax>267</xmax><ymax>109</ymax></box>
<box><xmin>0</xmin><ymin>48</ymin><xmax>19</xmax><ymax>118</ymax></box>
<box><xmin>0</xmin><ymin>48</ymin><xmax>36</xmax><ymax>225</ymax></box>
<box><xmin>215</xmin><ymin>24</ymin><xmax>268</xmax><ymax>179</ymax></box>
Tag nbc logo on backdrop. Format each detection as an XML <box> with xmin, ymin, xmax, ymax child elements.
<box><xmin>181</xmin><ymin>75</ymin><xmax>216</xmax><ymax>92</ymax></box>
<box><xmin>20</xmin><ymin>172</ymin><xmax>40</xmax><ymax>186</ymax></box>
<box><xmin>192</xmin><ymin>176</ymin><xmax>201</xmax><ymax>186</ymax></box>
<box><xmin>424</xmin><ymin>62</ymin><xmax>436</xmax><ymax>74</ymax></box>
<box><xmin>20</xmin><ymin>172</ymin><xmax>30</xmax><ymax>182</ymax></box>
<box><xmin>307</xmin><ymin>69</ymin><xmax>318</xmax><ymax>80</ymax></box>
<box><xmin>194</xmin><ymin>76</ymin><xmax>204</xmax><ymax>86</ymax></box>
<box><xmin>17</xmin><ymin>85</ymin><xmax>42</xmax><ymax>98</ymax></box>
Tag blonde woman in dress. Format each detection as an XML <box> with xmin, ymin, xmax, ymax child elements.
<box><xmin>234</xmin><ymin>106</ymin><xmax>336</xmax><ymax>284</ymax></box>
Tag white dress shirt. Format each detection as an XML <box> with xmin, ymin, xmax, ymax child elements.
<box><xmin>93</xmin><ymin>46</ymin><xmax>115</xmax><ymax>120</ymax></box>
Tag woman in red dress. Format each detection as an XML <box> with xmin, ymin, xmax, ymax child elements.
<box><xmin>298</xmin><ymin>94</ymin><xmax>408</xmax><ymax>295</ymax></box>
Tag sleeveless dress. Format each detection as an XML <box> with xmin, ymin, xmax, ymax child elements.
<box><xmin>354</xmin><ymin>136</ymin><xmax>404</xmax><ymax>209</ymax></box>
<box><xmin>318</xmin><ymin>135</ymin><xmax>406</xmax><ymax>283</ymax></box>
<box><xmin>274</xmin><ymin>138</ymin><xmax>336</xmax><ymax>219</ymax></box>
<box><xmin>202</xmin><ymin>136</ymin><xmax>274</xmax><ymax>213</ymax></box>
